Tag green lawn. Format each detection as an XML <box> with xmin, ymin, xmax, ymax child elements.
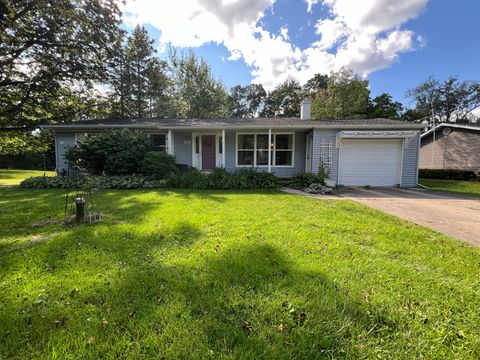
<box><xmin>419</xmin><ymin>178</ymin><xmax>480</xmax><ymax>197</ymax></box>
<box><xmin>0</xmin><ymin>169</ymin><xmax>56</xmax><ymax>186</ymax></box>
<box><xmin>0</xmin><ymin>187</ymin><xmax>479</xmax><ymax>359</ymax></box>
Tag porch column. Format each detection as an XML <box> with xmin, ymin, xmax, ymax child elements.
<box><xmin>167</xmin><ymin>130</ymin><xmax>174</xmax><ymax>155</ymax></box>
<box><xmin>268</xmin><ymin>128</ymin><xmax>272</xmax><ymax>173</ymax></box>
<box><xmin>221</xmin><ymin>129</ymin><xmax>226</xmax><ymax>168</ymax></box>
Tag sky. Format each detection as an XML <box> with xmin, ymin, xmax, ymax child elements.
<box><xmin>121</xmin><ymin>0</ymin><xmax>480</xmax><ymax>108</ymax></box>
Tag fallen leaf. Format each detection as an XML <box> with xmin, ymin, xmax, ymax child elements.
<box><xmin>299</xmin><ymin>312</ymin><xmax>307</xmax><ymax>326</ymax></box>
<box><xmin>87</xmin><ymin>336</ymin><xmax>95</xmax><ymax>344</ymax></box>
<box><xmin>101</xmin><ymin>319</ymin><xmax>109</xmax><ymax>329</ymax></box>
<box><xmin>241</xmin><ymin>321</ymin><xmax>253</xmax><ymax>331</ymax></box>
<box><xmin>277</xmin><ymin>323</ymin><xmax>286</xmax><ymax>333</ymax></box>
<box><xmin>128</xmin><ymin>311</ymin><xmax>136</xmax><ymax>318</ymax></box>
<box><xmin>53</xmin><ymin>316</ymin><xmax>68</xmax><ymax>327</ymax></box>
<box><xmin>362</xmin><ymin>290</ymin><xmax>369</xmax><ymax>304</ymax></box>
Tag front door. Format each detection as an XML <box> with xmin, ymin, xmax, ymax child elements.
<box><xmin>201</xmin><ymin>135</ymin><xmax>216</xmax><ymax>170</ymax></box>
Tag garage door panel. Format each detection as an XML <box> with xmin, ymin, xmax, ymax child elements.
<box><xmin>339</xmin><ymin>139</ymin><xmax>402</xmax><ymax>186</ymax></box>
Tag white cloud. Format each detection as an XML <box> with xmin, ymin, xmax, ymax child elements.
<box><xmin>121</xmin><ymin>0</ymin><xmax>428</xmax><ymax>90</ymax></box>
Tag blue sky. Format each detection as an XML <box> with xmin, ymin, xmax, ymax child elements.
<box><xmin>122</xmin><ymin>0</ymin><xmax>480</xmax><ymax>107</ymax></box>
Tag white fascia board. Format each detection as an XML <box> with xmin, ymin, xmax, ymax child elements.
<box><xmin>421</xmin><ymin>123</ymin><xmax>480</xmax><ymax>138</ymax></box>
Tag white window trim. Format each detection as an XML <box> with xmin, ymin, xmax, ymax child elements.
<box><xmin>235</xmin><ymin>132</ymin><xmax>295</xmax><ymax>168</ymax></box>
<box><xmin>147</xmin><ymin>132</ymin><xmax>168</xmax><ymax>151</ymax></box>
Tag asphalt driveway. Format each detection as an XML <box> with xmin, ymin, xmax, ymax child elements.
<box><xmin>338</xmin><ymin>187</ymin><xmax>480</xmax><ymax>246</ymax></box>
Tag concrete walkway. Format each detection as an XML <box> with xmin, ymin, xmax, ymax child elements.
<box><xmin>282</xmin><ymin>187</ymin><xmax>480</xmax><ymax>246</ymax></box>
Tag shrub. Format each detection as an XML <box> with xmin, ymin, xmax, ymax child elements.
<box><xmin>138</xmin><ymin>151</ymin><xmax>178</xmax><ymax>179</ymax></box>
<box><xmin>419</xmin><ymin>169</ymin><xmax>478</xmax><ymax>181</ymax></box>
<box><xmin>65</xmin><ymin>129</ymin><xmax>149</xmax><ymax>175</ymax></box>
<box><xmin>20</xmin><ymin>175</ymin><xmax>165</xmax><ymax>190</ymax></box>
<box><xmin>289</xmin><ymin>172</ymin><xmax>326</xmax><ymax>189</ymax></box>
<box><xmin>304</xmin><ymin>183</ymin><xmax>334</xmax><ymax>195</ymax></box>
<box><xmin>19</xmin><ymin>169</ymin><xmax>280</xmax><ymax>190</ymax></box>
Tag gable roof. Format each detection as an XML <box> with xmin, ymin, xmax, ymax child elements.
<box><xmin>421</xmin><ymin>122</ymin><xmax>480</xmax><ymax>138</ymax></box>
<box><xmin>42</xmin><ymin>117</ymin><xmax>425</xmax><ymax>131</ymax></box>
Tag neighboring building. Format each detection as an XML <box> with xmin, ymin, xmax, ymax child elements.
<box><xmin>420</xmin><ymin>123</ymin><xmax>480</xmax><ymax>173</ymax></box>
<box><xmin>43</xmin><ymin>100</ymin><xmax>425</xmax><ymax>187</ymax></box>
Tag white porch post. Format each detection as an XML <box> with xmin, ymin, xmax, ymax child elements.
<box><xmin>268</xmin><ymin>128</ymin><xmax>272</xmax><ymax>173</ymax></box>
<box><xmin>167</xmin><ymin>130</ymin><xmax>173</xmax><ymax>155</ymax></box>
<box><xmin>221</xmin><ymin>129</ymin><xmax>226</xmax><ymax>168</ymax></box>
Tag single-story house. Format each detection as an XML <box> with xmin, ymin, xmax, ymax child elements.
<box><xmin>419</xmin><ymin>123</ymin><xmax>480</xmax><ymax>173</ymax></box>
<box><xmin>43</xmin><ymin>100</ymin><xmax>425</xmax><ymax>187</ymax></box>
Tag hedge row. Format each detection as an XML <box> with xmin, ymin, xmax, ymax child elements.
<box><xmin>19</xmin><ymin>169</ymin><xmax>280</xmax><ymax>190</ymax></box>
<box><xmin>418</xmin><ymin>169</ymin><xmax>478</xmax><ymax>181</ymax></box>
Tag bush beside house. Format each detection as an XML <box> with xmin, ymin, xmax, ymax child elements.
<box><xmin>419</xmin><ymin>169</ymin><xmax>478</xmax><ymax>181</ymax></box>
<box><xmin>20</xmin><ymin>169</ymin><xmax>280</xmax><ymax>190</ymax></box>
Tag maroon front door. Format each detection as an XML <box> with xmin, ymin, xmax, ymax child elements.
<box><xmin>201</xmin><ymin>135</ymin><xmax>216</xmax><ymax>170</ymax></box>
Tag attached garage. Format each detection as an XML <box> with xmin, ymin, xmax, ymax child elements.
<box><xmin>338</xmin><ymin>139</ymin><xmax>403</xmax><ymax>186</ymax></box>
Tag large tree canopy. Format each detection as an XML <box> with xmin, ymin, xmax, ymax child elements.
<box><xmin>228</xmin><ymin>84</ymin><xmax>266</xmax><ymax>118</ymax></box>
<box><xmin>169</xmin><ymin>50</ymin><xmax>229</xmax><ymax>118</ymax></box>
<box><xmin>407</xmin><ymin>76</ymin><xmax>480</xmax><ymax>123</ymax></box>
<box><xmin>311</xmin><ymin>68</ymin><xmax>370</xmax><ymax>120</ymax></box>
<box><xmin>261</xmin><ymin>80</ymin><xmax>303</xmax><ymax>118</ymax></box>
<box><xmin>0</xmin><ymin>0</ymin><xmax>122</xmax><ymax>128</ymax></box>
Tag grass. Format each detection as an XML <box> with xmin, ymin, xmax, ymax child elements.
<box><xmin>419</xmin><ymin>178</ymin><xmax>480</xmax><ymax>197</ymax></box>
<box><xmin>0</xmin><ymin>169</ymin><xmax>55</xmax><ymax>186</ymax></box>
<box><xmin>0</xmin><ymin>186</ymin><xmax>479</xmax><ymax>359</ymax></box>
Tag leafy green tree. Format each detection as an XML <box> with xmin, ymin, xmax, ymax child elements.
<box><xmin>367</xmin><ymin>93</ymin><xmax>404</xmax><ymax>119</ymax></box>
<box><xmin>0</xmin><ymin>0</ymin><xmax>122</xmax><ymax>128</ymax></box>
<box><xmin>169</xmin><ymin>50</ymin><xmax>229</xmax><ymax>118</ymax></box>
<box><xmin>228</xmin><ymin>84</ymin><xmax>266</xmax><ymax>117</ymax></box>
<box><xmin>311</xmin><ymin>68</ymin><xmax>370</xmax><ymax>119</ymax></box>
<box><xmin>114</xmin><ymin>26</ymin><xmax>170</xmax><ymax>119</ymax></box>
<box><xmin>402</xmin><ymin>108</ymin><xmax>427</xmax><ymax>122</ymax></box>
<box><xmin>261</xmin><ymin>80</ymin><xmax>303</xmax><ymax>117</ymax></box>
<box><xmin>407</xmin><ymin>76</ymin><xmax>480</xmax><ymax>123</ymax></box>
<box><xmin>302</xmin><ymin>74</ymin><xmax>329</xmax><ymax>98</ymax></box>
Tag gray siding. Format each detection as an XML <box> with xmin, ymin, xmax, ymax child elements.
<box><xmin>225</xmin><ymin>130</ymin><xmax>307</xmax><ymax>177</ymax></box>
<box><xmin>401</xmin><ymin>133</ymin><xmax>420</xmax><ymax>187</ymax></box>
<box><xmin>55</xmin><ymin>133</ymin><xmax>76</xmax><ymax>173</ymax></box>
<box><xmin>173</xmin><ymin>131</ymin><xmax>193</xmax><ymax>167</ymax></box>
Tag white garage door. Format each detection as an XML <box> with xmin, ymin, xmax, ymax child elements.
<box><xmin>339</xmin><ymin>139</ymin><xmax>403</xmax><ymax>186</ymax></box>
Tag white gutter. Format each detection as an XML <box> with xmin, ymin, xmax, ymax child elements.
<box><xmin>42</xmin><ymin>123</ymin><xmax>425</xmax><ymax>131</ymax></box>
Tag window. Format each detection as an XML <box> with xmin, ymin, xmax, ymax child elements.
<box><xmin>274</xmin><ymin>134</ymin><xmax>293</xmax><ymax>166</ymax></box>
<box><xmin>150</xmin><ymin>134</ymin><xmax>166</xmax><ymax>151</ymax></box>
<box><xmin>219</xmin><ymin>136</ymin><xmax>223</xmax><ymax>154</ymax></box>
<box><xmin>256</xmin><ymin>134</ymin><xmax>269</xmax><ymax>166</ymax></box>
<box><xmin>237</xmin><ymin>134</ymin><xmax>254</xmax><ymax>166</ymax></box>
<box><xmin>236</xmin><ymin>133</ymin><xmax>294</xmax><ymax>167</ymax></box>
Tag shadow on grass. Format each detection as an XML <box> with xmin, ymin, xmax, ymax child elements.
<box><xmin>0</xmin><ymin>186</ymin><xmax>393</xmax><ymax>358</ymax></box>
<box><xmin>1</xmin><ymin>237</ymin><xmax>390</xmax><ymax>358</ymax></box>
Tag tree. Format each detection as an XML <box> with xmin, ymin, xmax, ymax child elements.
<box><xmin>261</xmin><ymin>80</ymin><xmax>303</xmax><ymax>117</ymax></box>
<box><xmin>169</xmin><ymin>50</ymin><xmax>229</xmax><ymax>118</ymax></box>
<box><xmin>302</xmin><ymin>74</ymin><xmax>328</xmax><ymax>98</ymax></box>
<box><xmin>0</xmin><ymin>0</ymin><xmax>122</xmax><ymax>128</ymax></box>
<box><xmin>407</xmin><ymin>76</ymin><xmax>480</xmax><ymax>123</ymax></box>
<box><xmin>228</xmin><ymin>84</ymin><xmax>266</xmax><ymax>117</ymax></box>
<box><xmin>367</xmin><ymin>93</ymin><xmax>404</xmax><ymax>119</ymax></box>
<box><xmin>311</xmin><ymin>68</ymin><xmax>370</xmax><ymax>119</ymax></box>
<box><xmin>115</xmin><ymin>26</ymin><xmax>171</xmax><ymax>119</ymax></box>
